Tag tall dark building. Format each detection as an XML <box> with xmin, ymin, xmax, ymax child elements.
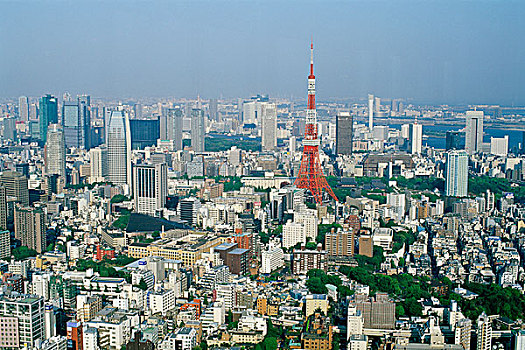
<box><xmin>38</xmin><ymin>94</ymin><xmax>58</xmax><ymax>142</ymax></box>
<box><xmin>63</xmin><ymin>96</ymin><xmax>91</xmax><ymax>149</ymax></box>
<box><xmin>521</xmin><ymin>131</ymin><xmax>525</xmax><ymax>154</ymax></box>
<box><xmin>14</xmin><ymin>205</ymin><xmax>46</xmax><ymax>253</ymax></box>
<box><xmin>446</xmin><ymin>131</ymin><xmax>464</xmax><ymax>151</ymax></box>
<box><xmin>129</xmin><ymin>119</ymin><xmax>160</xmax><ymax>149</ymax></box>
<box><xmin>78</xmin><ymin>95</ymin><xmax>91</xmax><ymax>149</ymax></box>
<box><xmin>336</xmin><ymin>112</ymin><xmax>353</xmax><ymax>155</ymax></box>
<box><xmin>0</xmin><ymin>171</ymin><xmax>29</xmax><ymax>206</ymax></box>
<box><xmin>209</xmin><ymin>98</ymin><xmax>218</xmax><ymax>121</ymax></box>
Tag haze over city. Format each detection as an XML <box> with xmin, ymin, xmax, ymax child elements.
<box><xmin>2</xmin><ymin>0</ymin><xmax>525</xmax><ymax>104</ymax></box>
<box><xmin>1</xmin><ymin>1</ymin><xmax>525</xmax><ymax>350</ymax></box>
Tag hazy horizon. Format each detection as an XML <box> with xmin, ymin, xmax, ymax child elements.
<box><xmin>1</xmin><ymin>0</ymin><xmax>525</xmax><ymax>105</ymax></box>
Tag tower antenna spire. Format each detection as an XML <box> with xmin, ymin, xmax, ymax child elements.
<box><xmin>310</xmin><ymin>39</ymin><xmax>314</xmax><ymax>76</ymax></box>
<box><xmin>294</xmin><ymin>41</ymin><xmax>338</xmax><ymax>204</ymax></box>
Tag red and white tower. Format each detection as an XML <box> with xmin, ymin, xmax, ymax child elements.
<box><xmin>294</xmin><ymin>42</ymin><xmax>338</xmax><ymax>204</ymax></box>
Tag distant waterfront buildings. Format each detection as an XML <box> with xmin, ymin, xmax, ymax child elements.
<box><xmin>409</xmin><ymin>123</ymin><xmax>423</xmax><ymax>155</ymax></box>
<box><xmin>465</xmin><ymin>110</ymin><xmax>484</xmax><ymax>154</ymax></box>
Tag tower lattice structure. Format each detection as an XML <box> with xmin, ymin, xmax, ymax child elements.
<box><xmin>294</xmin><ymin>42</ymin><xmax>338</xmax><ymax>204</ymax></box>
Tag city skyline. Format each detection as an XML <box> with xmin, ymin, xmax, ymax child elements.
<box><xmin>1</xmin><ymin>1</ymin><xmax>525</xmax><ymax>105</ymax></box>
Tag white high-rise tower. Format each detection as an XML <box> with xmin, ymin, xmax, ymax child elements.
<box><xmin>261</xmin><ymin>103</ymin><xmax>277</xmax><ymax>151</ymax></box>
<box><xmin>445</xmin><ymin>150</ymin><xmax>468</xmax><ymax>197</ymax></box>
<box><xmin>107</xmin><ymin>110</ymin><xmax>132</xmax><ymax>192</ymax></box>
<box><xmin>45</xmin><ymin>124</ymin><xmax>66</xmax><ymax>177</ymax></box>
<box><xmin>410</xmin><ymin>122</ymin><xmax>423</xmax><ymax>155</ymax></box>
<box><xmin>19</xmin><ymin>96</ymin><xmax>29</xmax><ymax>121</ymax></box>
<box><xmin>368</xmin><ymin>94</ymin><xmax>374</xmax><ymax>130</ymax></box>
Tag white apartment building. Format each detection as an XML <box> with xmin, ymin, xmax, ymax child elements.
<box><xmin>282</xmin><ymin>220</ymin><xmax>306</xmax><ymax>249</ymax></box>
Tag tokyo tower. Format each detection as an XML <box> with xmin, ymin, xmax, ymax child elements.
<box><xmin>294</xmin><ymin>42</ymin><xmax>338</xmax><ymax>204</ymax></box>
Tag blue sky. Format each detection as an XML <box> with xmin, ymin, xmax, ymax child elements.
<box><xmin>1</xmin><ymin>0</ymin><xmax>524</xmax><ymax>105</ymax></box>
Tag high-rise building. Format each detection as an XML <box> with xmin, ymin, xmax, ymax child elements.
<box><xmin>19</xmin><ymin>96</ymin><xmax>29</xmax><ymax>121</ymax></box>
<box><xmin>325</xmin><ymin>228</ymin><xmax>354</xmax><ymax>257</ymax></box>
<box><xmin>133</xmin><ymin>163</ymin><xmax>167</xmax><ymax>216</ymax></box>
<box><xmin>63</xmin><ymin>96</ymin><xmax>91</xmax><ymax>149</ymax></box>
<box><xmin>3</xmin><ymin>117</ymin><xmax>17</xmax><ymax>141</ymax></box>
<box><xmin>398</xmin><ymin>124</ymin><xmax>409</xmax><ymax>139</ymax></box>
<box><xmin>0</xmin><ymin>293</ymin><xmax>45</xmax><ymax>349</ymax></box>
<box><xmin>368</xmin><ymin>94</ymin><xmax>374</xmax><ymax>130</ymax></box>
<box><xmin>490</xmin><ymin>135</ymin><xmax>508</xmax><ymax>157</ymax></box>
<box><xmin>0</xmin><ymin>186</ymin><xmax>6</xmax><ymax>230</ymax></box>
<box><xmin>410</xmin><ymin>123</ymin><xmax>423</xmax><ymax>155</ymax></box>
<box><xmin>63</xmin><ymin>100</ymin><xmax>80</xmax><ymax>148</ymax></box>
<box><xmin>242</xmin><ymin>100</ymin><xmax>261</xmax><ymax>125</ymax></box>
<box><xmin>14</xmin><ymin>205</ymin><xmax>46</xmax><ymax>253</ymax></box>
<box><xmin>39</xmin><ymin>94</ymin><xmax>58</xmax><ymax>143</ymax></box>
<box><xmin>44</xmin><ymin>304</ymin><xmax>56</xmax><ymax>339</ymax></box>
<box><xmin>89</xmin><ymin>146</ymin><xmax>108</xmax><ymax>184</ymax></box>
<box><xmin>282</xmin><ymin>220</ymin><xmax>305</xmax><ymax>249</ymax></box>
<box><xmin>179</xmin><ymin>197</ymin><xmax>201</xmax><ymax>226</ymax></box>
<box><xmin>476</xmin><ymin>312</ymin><xmax>492</xmax><ymax>350</ymax></box>
<box><xmin>445</xmin><ymin>150</ymin><xmax>468</xmax><ymax>197</ymax></box>
<box><xmin>514</xmin><ymin>330</ymin><xmax>525</xmax><ymax>350</ymax></box>
<box><xmin>386</xmin><ymin>193</ymin><xmax>406</xmax><ymax>222</ymax></box>
<box><xmin>446</xmin><ymin>131</ymin><xmax>464</xmax><ymax>151</ymax></box>
<box><xmin>78</xmin><ymin>95</ymin><xmax>91</xmax><ymax>149</ymax></box>
<box><xmin>291</xmin><ymin>245</ymin><xmax>326</xmax><ymax>275</ymax></box>
<box><xmin>465</xmin><ymin>111</ymin><xmax>484</xmax><ymax>154</ymax></box>
<box><xmin>67</xmin><ymin>321</ymin><xmax>84</xmax><ymax>350</ymax></box>
<box><xmin>0</xmin><ymin>171</ymin><xmax>29</xmax><ymax>206</ymax></box>
<box><xmin>454</xmin><ymin>318</ymin><xmax>471</xmax><ymax>350</ymax></box>
<box><xmin>261</xmin><ymin>103</ymin><xmax>277</xmax><ymax>151</ymax></box>
<box><xmin>355</xmin><ymin>293</ymin><xmax>395</xmax><ymax>329</ymax></box>
<box><xmin>374</xmin><ymin>96</ymin><xmax>381</xmax><ymax>113</ymax></box>
<box><xmin>336</xmin><ymin>112</ymin><xmax>353</xmax><ymax>155</ymax></box>
<box><xmin>107</xmin><ymin>111</ymin><xmax>132</xmax><ymax>190</ymax></box>
<box><xmin>129</xmin><ymin>119</ymin><xmax>160</xmax><ymax>149</ymax></box>
<box><xmin>209</xmin><ymin>99</ymin><xmax>218</xmax><ymax>121</ymax></box>
<box><xmin>0</xmin><ymin>230</ymin><xmax>9</xmax><ymax>259</ymax></box>
<box><xmin>347</xmin><ymin>305</ymin><xmax>364</xmax><ymax>339</ymax></box>
<box><xmin>521</xmin><ymin>131</ymin><xmax>525</xmax><ymax>155</ymax></box>
<box><xmin>165</xmin><ymin>108</ymin><xmax>184</xmax><ymax>150</ymax></box>
<box><xmin>191</xmin><ymin>108</ymin><xmax>205</xmax><ymax>152</ymax></box>
<box><xmin>45</xmin><ymin>124</ymin><xmax>66</xmax><ymax>178</ymax></box>
<box><xmin>133</xmin><ymin>103</ymin><xmax>143</xmax><ymax>119</ymax></box>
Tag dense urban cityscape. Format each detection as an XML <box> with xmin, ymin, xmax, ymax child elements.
<box><xmin>2</xmin><ymin>1</ymin><xmax>525</xmax><ymax>350</ymax></box>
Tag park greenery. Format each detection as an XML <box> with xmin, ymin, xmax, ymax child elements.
<box><xmin>393</xmin><ymin>176</ymin><xmax>445</xmax><ymax>192</ymax></box>
<box><xmin>305</xmin><ymin>269</ymin><xmax>354</xmax><ymax>298</ymax></box>
<box><xmin>110</xmin><ymin>194</ymin><xmax>131</xmax><ymax>203</ymax></box>
<box><xmin>112</xmin><ymin>210</ymin><xmax>131</xmax><ymax>230</ymax></box>
<box><xmin>339</xmin><ymin>265</ymin><xmax>429</xmax><ymax>317</ymax></box>
<box><xmin>76</xmin><ymin>257</ymin><xmax>133</xmax><ymax>283</ymax></box>
<box><xmin>205</xmin><ymin>137</ymin><xmax>261</xmax><ymax>152</ymax></box>
<box><xmin>468</xmin><ymin>175</ymin><xmax>525</xmax><ymax>202</ymax></box>
<box><xmin>12</xmin><ymin>246</ymin><xmax>37</xmax><ymax>260</ymax></box>
<box><xmin>457</xmin><ymin>282</ymin><xmax>525</xmax><ymax>321</ymax></box>
<box><xmin>353</xmin><ymin>246</ymin><xmax>386</xmax><ymax>271</ymax></box>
